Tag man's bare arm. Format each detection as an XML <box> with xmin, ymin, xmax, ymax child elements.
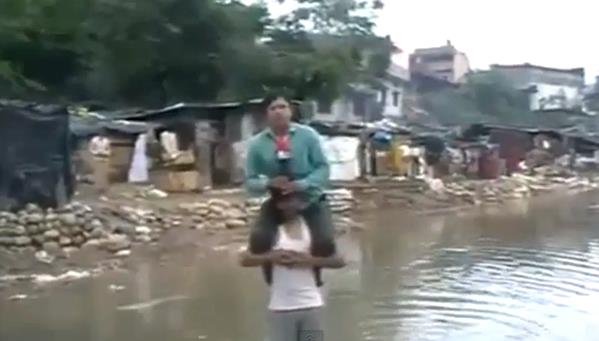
<box><xmin>239</xmin><ymin>250</ymin><xmax>295</xmax><ymax>267</ymax></box>
<box><xmin>239</xmin><ymin>251</ymin><xmax>273</xmax><ymax>267</ymax></box>
<box><xmin>290</xmin><ymin>252</ymin><xmax>346</xmax><ymax>269</ymax></box>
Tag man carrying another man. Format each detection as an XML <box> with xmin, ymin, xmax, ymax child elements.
<box><xmin>244</xmin><ymin>93</ymin><xmax>337</xmax><ymax>287</ymax></box>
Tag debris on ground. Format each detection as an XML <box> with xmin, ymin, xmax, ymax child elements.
<box><xmin>32</xmin><ymin>270</ymin><xmax>92</xmax><ymax>284</ymax></box>
<box><xmin>108</xmin><ymin>284</ymin><xmax>126</xmax><ymax>292</ymax></box>
<box><xmin>7</xmin><ymin>294</ymin><xmax>30</xmax><ymax>301</ymax></box>
<box><xmin>34</xmin><ymin>250</ymin><xmax>55</xmax><ymax>264</ymax></box>
<box><xmin>348</xmin><ymin>167</ymin><xmax>598</xmax><ymax>212</ymax></box>
<box><xmin>116</xmin><ymin>295</ymin><xmax>189</xmax><ymax>311</ymax></box>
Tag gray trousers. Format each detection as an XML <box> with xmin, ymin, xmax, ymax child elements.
<box><xmin>269</xmin><ymin>308</ymin><xmax>323</xmax><ymax>341</ymax></box>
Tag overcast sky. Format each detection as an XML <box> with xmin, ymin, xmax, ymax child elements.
<box><xmin>247</xmin><ymin>0</ymin><xmax>598</xmax><ymax>82</ymax></box>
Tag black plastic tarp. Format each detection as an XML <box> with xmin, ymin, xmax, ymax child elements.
<box><xmin>0</xmin><ymin>103</ymin><xmax>74</xmax><ymax>210</ymax></box>
<box><xmin>411</xmin><ymin>134</ymin><xmax>447</xmax><ymax>165</ymax></box>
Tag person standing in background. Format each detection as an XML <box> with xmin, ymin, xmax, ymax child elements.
<box><xmin>89</xmin><ymin>133</ymin><xmax>111</xmax><ymax>194</ymax></box>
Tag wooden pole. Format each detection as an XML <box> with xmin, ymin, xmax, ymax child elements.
<box><xmin>195</xmin><ymin>121</ymin><xmax>213</xmax><ymax>192</ymax></box>
<box><xmin>358</xmin><ymin>131</ymin><xmax>368</xmax><ymax>179</ymax></box>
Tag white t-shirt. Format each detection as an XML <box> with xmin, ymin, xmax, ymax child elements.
<box><xmin>268</xmin><ymin>218</ymin><xmax>324</xmax><ymax>312</ymax></box>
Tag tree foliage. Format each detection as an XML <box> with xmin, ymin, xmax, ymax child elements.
<box><xmin>0</xmin><ymin>0</ymin><xmax>390</xmax><ymax>107</ymax></box>
<box><xmin>274</xmin><ymin>0</ymin><xmax>383</xmax><ymax>35</ymax></box>
<box><xmin>420</xmin><ymin>71</ymin><xmax>534</xmax><ymax>126</ymax></box>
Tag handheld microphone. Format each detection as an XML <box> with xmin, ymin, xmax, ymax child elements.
<box><xmin>275</xmin><ymin>135</ymin><xmax>291</xmax><ymax>160</ymax></box>
<box><xmin>275</xmin><ymin>135</ymin><xmax>293</xmax><ymax>179</ymax></box>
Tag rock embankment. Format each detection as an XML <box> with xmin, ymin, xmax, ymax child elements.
<box><xmin>347</xmin><ymin>168</ymin><xmax>598</xmax><ymax>212</ymax></box>
<box><xmin>183</xmin><ymin>188</ymin><xmax>359</xmax><ymax>232</ymax></box>
<box><xmin>1</xmin><ymin>169</ymin><xmax>593</xmax><ymax>258</ymax></box>
<box><xmin>0</xmin><ymin>189</ymin><xmax>359</xmax><ymax>257</ymax></box>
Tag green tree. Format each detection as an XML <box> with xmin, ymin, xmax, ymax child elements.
<box><xmin>462</xmin><ymin>71</ymin><xmax>531</xmax><ymax>122</ymax></box>
<box><xmin>260</xmin><ymin>0</ymin><xmax>392</xmax><ymax>101</ymax></box>
<box><xmin>81</xmin><ymin>0</ymin><xmax>271</xmax><ymax>106</ymax></box>
<box><xmin>0</xmin><ymin>0</ymin><xmax>392</xmax><ymax>107</ymax></box>
<box><xmin>275</xmin><ymin>0</ymin><xmax>383</xmax><ymax>35</ymax></box>
<box><xmin>0</xmin><ymin>0</ymin><xmax>91</xmax><ymax>99</ymax></box>
<box><xmin>419</xmin><ymin>71</ymin><xmax>533</xmax><ymax>126</ymax></box>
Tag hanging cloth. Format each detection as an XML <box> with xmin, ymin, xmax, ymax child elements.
<box><xmin>128</xmin><ymin>134</ymin><xmax>149</xmax><ymax>183</ymax></box>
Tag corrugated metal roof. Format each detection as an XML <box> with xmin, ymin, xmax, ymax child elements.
<box><xmin>115</xmin><ymin>98</ymin><xmax>303</xmax><ymax>120</ymax></box>
<box><xmin>70</xmin><ymin>115</ymin><xmax>150</xmax><ymax>137</ymax></box>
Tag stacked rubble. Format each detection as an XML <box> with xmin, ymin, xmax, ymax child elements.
<box><xmin>0</xmin><ymin>189</ymin><xmax>360</xmax><ymax>255</ymax></box>
<box><xmin>4</xmin><ymin>170</ymin><xmax>588</xmax><ymax>255</ymax></box>
<box><xmin>177</xmin><ymin>198</ymin><xmax>248</xmax><ymax>230</ymax></box>
<box><xmin>354</xmin><ymin>169</ymin><xmax>598</xmax><ymax>211</ymax></box>
<box><xmin>242</xmin><ymin>189</ymin><xmax>360</xmax><ymax>232</ymax></box>
<box><xmin>132</xmin><ymin>188</ymin><xmax>360</xmax><ymax>234</ymax></box>
<box><xmin>441</xmin><ymin>171</ymin><xmax>596</xmax><ymax>205</ymax></box>
<box><xmin>326</xmin><ymin>189</ymin><xmax>355</xmax><ymax>214</ymax></box>
<box><xmin>0</xmin><ymin>202</ymin><xmax>129</xmax><ymax>255</ymax></box>
<box><xmin>0</xmin><ymin>200</ymin><xmax>191</xmax><ymax>256</ymax></box>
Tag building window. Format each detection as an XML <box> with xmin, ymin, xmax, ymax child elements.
<box><xmin>317</xmin><ymin>98</ymin><xmax>333</xmax><ymax>113</ymax></box>
<box><xmin>392</xmin><ymin>91</ymin><xmax>400</xmax><ymax>107</ymax></box>
<box><xmin>421</xmin><ymin>54</ymin><xmax>453</xmax><ymax>63</ymax></box>
<box><xmin>380</xmin><ymin>89</ymin><xmax>387</xmax><ymax>104</ymax></box>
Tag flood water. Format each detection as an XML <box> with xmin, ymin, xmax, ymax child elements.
<box><xmin>2</xmin><ymin>193</ymin><xmax>599</xmax><ymax>341</ymax></box>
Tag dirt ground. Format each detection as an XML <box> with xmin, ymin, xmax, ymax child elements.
<box><xmin>74</xmin><ymin>182</ymin><xmax>248</xmax><ymax>209</ymax></box>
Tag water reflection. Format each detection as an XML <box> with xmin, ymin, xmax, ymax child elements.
<box><xmin>2</xmin><ymin>193</ymin><xmax>599</xmax><ymax>340</ymax></box>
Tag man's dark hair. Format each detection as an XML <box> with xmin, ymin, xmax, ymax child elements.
<box><xmin>269</xmin><ymin>191</ymin><xmax>304</xmax><ymax>223</ymax></box>
<box><xmin>261</xmin><ymin>91</ymin><xmax>293</xmax><ymax>113</ymax></box>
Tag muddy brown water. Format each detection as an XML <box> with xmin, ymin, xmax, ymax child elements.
<box><xmin>2</xmin><ymin>193</ymin><xmax>599</xmax><ymax>341</ymax></box>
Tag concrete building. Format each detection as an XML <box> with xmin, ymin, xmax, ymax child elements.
<box><xmin>376</xmin><ymin>63</ymin><xmax>411</xmax><ymax>118</ymax></box>
<box><xmin>312</xmin><ymin>63</ymin><xmax>410</xmax><ymax>123</ymax></box>
<box><xmin>409</xmin><ymin>41</ymin><xmax>471</xmax><ymax>84</ymax></box>
<box><xmin>490</xmin><ymin>64</ymin><xmax>585</xmax><ymax>112</ymax></box>
<box><xmin>583</xmin><ymin>77</ymin><xmax>599</xmax><ymax>115</ymax></box>
<box><xmin>312</xmin><ymin>85</ymin><xmax>379</xmax><ymax>123</ymax></box>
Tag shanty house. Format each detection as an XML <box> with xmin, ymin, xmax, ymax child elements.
<box><xmin>0</xmin><ymin>102</ymin><xmax>74</xmax><ymax>210</ymax></box>
<box><xmin>70</xmin><ymin>114</ymin><xmax>150</xmax><ymax>184</ymax></box>
<box><xmin>118</xmin><ymin>99</ymin><xmax>289</xmax><ymax>190</ymax></box>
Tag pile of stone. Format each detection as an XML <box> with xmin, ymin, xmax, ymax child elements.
<box><xmin>176</xmin><ymin>190</ymin><xmax>360</xmax><ymax>233</ymax></box>
<box><xmin>357</xmin><ymin>170</ymin><xmax>597</xmax><ymax>211</ymax></box>
<box><xmin>0</xmin><ymin>189</ymin><xmax>363</xmax><ymax>256</ymax></box>
<box><xmin>177</xmin><ymin>198</ymin><xmax>248</xmax><ymax>230</ymax></box>
<box><xmin>242</xmin><ymin>189</ymin><xmax>356</xmax><ymax>214</ymax></box>
<box><xmin>106</xmin><ymin>205</ymin><xmax>179</xmax><ymax>238</ymax></box>
<box><xmin>326</xmin><ymin>189</ymin><xmax>355</xmax><ymax>214</ymax></box>
<box><xmin>441</xmin><ymin>171</ymin><xmax>597</xmax><ymax>205</ymax></box>
<box><xmin>443</xmin><ymin>180</ymin><xmax>530</xmax><ymax>205</ymax></box>
<box><xmin>0</xmin><ymin>201</ymin><xmax>180</xmax><ymax>256</ymax></box>
<box><xmin>243</xmin><ymin>189</ymin><xmax>360</xmax><ymax>233</ymax></box>
<box><xmin>0</xmin><ymin>202</ymin><xmax>115</xmax><ymax>254</ymax></box>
